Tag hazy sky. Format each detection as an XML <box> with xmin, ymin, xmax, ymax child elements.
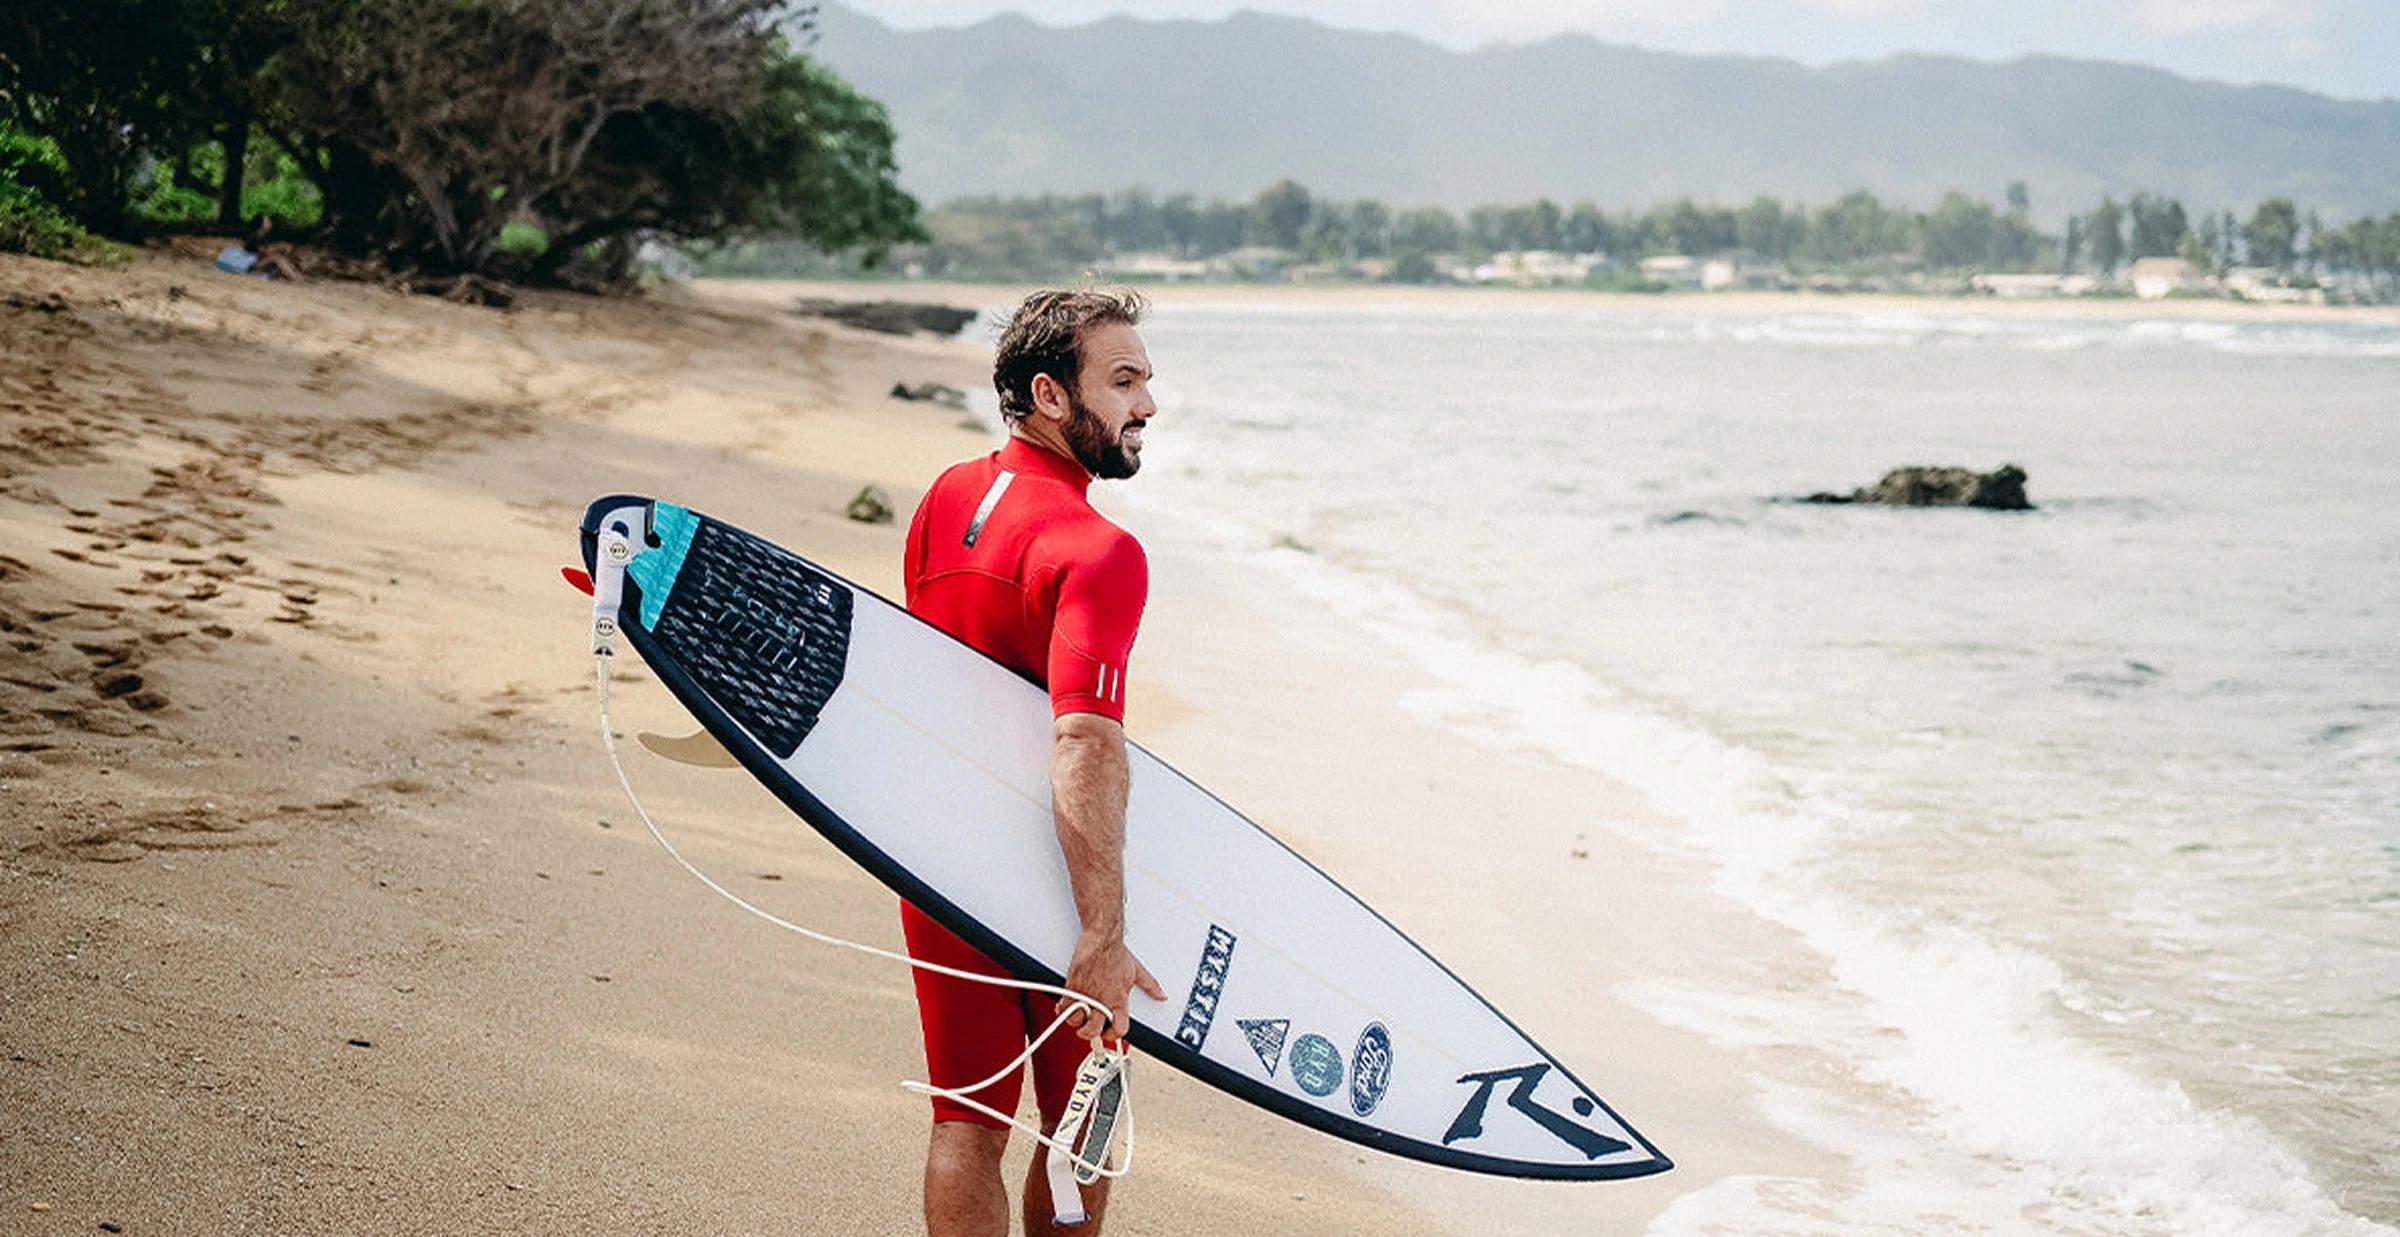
<box><xmin>838</xmin><ymin>0</ymin><xmax>2400</xmax><ymax>101</ymax></box>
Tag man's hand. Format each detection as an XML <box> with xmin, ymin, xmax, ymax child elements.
<box><xmin>1060</xmin><ymin>930</ymin><xmax>1166</xmax><ymax>1041</ymax></box>
<box><xmin>1050</xmin><ymin>711</ymin><xmax>1162</xmax><ymax>1040</ymax></box>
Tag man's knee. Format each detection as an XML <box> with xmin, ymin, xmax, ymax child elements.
<box><xmin>927</xmin><ymin>1119</ymin><xmax>1010</xmax><ymax>1176</ymax></box>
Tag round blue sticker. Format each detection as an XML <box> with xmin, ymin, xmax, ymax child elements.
<box><xmin>1288</xmin><ymin>1033</ymin><xmax>1343</xmax><ymax>1098</ymax></box>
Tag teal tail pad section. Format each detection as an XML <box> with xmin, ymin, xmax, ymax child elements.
<box><xmin>628</xmin><ymin>502</ymin><xmax>702</xmax><ymax>632</ymax></box>
<box><xmin>596</xmin><ymin>498</ymin><xmax>855</xmax><ymax>761</ymax></box>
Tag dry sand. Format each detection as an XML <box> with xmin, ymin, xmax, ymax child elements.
<box><xmin>0</xmin><ymin>253</ymin><xmax>1882</xmax><ymax>1236</ymax></box>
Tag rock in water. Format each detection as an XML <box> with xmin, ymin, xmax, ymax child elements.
<box><xmin>794</xmin><ymin>299</ymin><xmax>979</xmax><ymax>337</ymax></box>
<box><xmin>1871</xmin><ymin>465</ymin><xmax>2031</xmax><ymax>509</ymax></box>
<box><xmin>1803</xmin><ymin>465</ymin><xmax>2033</xmax><ymax>510</ymax></box>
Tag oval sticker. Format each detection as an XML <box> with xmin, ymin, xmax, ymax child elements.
<box><xmin>1350</xmin><ymin>1022</ymin><xmax>1393</xmax><ymax>1116</ymax></box>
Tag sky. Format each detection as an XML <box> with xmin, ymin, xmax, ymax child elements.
<box><xmin>837</xmin><ymin>0</ymin><xmax>2400</xmax><ymax>101</ymax></box>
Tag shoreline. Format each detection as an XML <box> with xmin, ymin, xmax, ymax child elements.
<box><xmin>700</xmin><ymin>275</ymin><xmax>2400</xmax><ymax>325</ymax></box>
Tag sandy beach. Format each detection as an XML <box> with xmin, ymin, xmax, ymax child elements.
<box><xmin>22</xmin><ymin>253</ymin><xmax>2387</xmax><ymax>1235</ymax></box>
<box><xmin>0</xmin><ymin>250</ymin><xmax>1758</xmax><ymax>1236</ymax></box>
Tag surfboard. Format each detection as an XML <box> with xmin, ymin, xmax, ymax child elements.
<box><xmin>578</xmin><ymin>494</ymin><xmax>1671</xmax><ymax>1181</ymax></box>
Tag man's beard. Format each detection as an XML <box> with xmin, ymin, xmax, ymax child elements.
<box><xmin>1064</xmin><ymin>391</ymin><xmax>1141</xmax><ymax>479</ymax></box>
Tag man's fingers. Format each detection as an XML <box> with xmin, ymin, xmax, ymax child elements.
<box><xmin>1135</xmin><ymin>961</ymin><xmax>1166</xmax><ymax>1002</ymax></box>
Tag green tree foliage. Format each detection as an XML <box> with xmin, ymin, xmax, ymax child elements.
<box><xmin>1922</xmin><ymin>192</ymin><xmax>1999</xmax><ymax>270</ymax></box>
<box><xmin>1391</xmin><ymin>206</ymin><xmax>1460</xmax><ymax>257</ymax></box>
<box><xmin>2</xmin><ymin>0</ymin><xmax>921</xmax><ymax>282</ymax></box>
<box><xmin>2245</xmin><ymin>197</ymin><xmax>2301</xmax><ymax>270</ymax></box>
<box><xmin>0</xmin><ymin>0</ymin><xmax>291</xmax><ymax>233</ymax></box>
<box><xmin>128</xmin><ymin>141</ymin><xmax>324</xmax><ymax>229</ymax></box>
<box><xmin>1561</xmin><ymin>200</ymin><xmax>1619</xmax><ymax>255</ymax></box>
<box><xmin>538</xmin><ymin>48</ymin><xmax>925</xmax><ymax>281</ymax></box>
<box><xmin>0</xmin><ymin>0</ymin><xmax>201</xmax><ymax>234</ymax></box>
<box><xmin>2307</xmin><ymin>212</ymin><xmax>2400</xmax><ymax>298</ymax></box>
<box><xmin>2088</xmin><ymin>196</ymin><xmax>2125</xmax><ymax>272</ymax></box>
<box><xmin>1921</xmin><ymin>190</ymin><xmax>2044</xmax><ymax>270</ymax></box>
<box><xmin>779</xmin><ymin>175</ymin><xmax>2398</xmax><ymax>301</ymax></box>
<box><xmin>1804</xmin><ymin>191</ymin><xmax>1914</xmax><ymax>266</ymax></box>
<box><xmin>277</xmin><ymin>0</ymin><xmax>794</xmax><ymax>273</ymax></box>
<box><xmin>1346</xmin><ymin>199</ymin><xmax>1392</xmax><ymax>259</ymax></box>
<box><xmin>2127</xmin><ymin>193</ymin><xmax>2189</xmax><ymax>260</ymax></box>
<box><xmin>1648</xmin><ymin>197</ymin><xmax>1739</xmax><ymax>256</ymax></box>
<box><xmin>1736</xmin><ymin>196</ymin><xmax>1803</xmax><ymax>263</ymax></box>
<box><xmin>1247</xmin><ymin>179</ymin><xmax>1312</xmax><ymax>250</ymax></box>
<box><xmin>0</xmin><ymin>123</ymin><xmax>121</xmax><ymax>260</ymax></box>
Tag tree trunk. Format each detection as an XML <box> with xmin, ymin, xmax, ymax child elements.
<box><xmin>217</xmin><ymin>116</ymin><xmax>252</xmax><ymax>230</ymax></box>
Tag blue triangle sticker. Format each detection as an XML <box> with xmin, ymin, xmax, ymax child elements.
<box><xmin>1239</xmin><ymin>1018</ymin><xmax>1290</xmax><ymax>1076</ymax></box>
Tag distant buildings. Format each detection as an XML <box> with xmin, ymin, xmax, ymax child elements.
<box><xmin>1094</xmin><ymin>245</ymin><xmax>2335</xmax><ymax>303</ymax></box>
<box><xmin>1969</xmin><ymin>273</ymin><xmax>2100</xmax><ymax>298</ymax></box>
<box><xmin>2126</xmin><ymin>257</ymin><xmax>2200</xmax><ymax>299</ymax></box>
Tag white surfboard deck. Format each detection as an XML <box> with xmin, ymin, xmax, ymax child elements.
<box><xmin>580</xmin><ymin>495</ymin><xmax>1669</xmax><ymax>1180</ymax></box>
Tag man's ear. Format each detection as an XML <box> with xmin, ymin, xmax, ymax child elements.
<box><xmin>1029</xmin><ymin>371</ymin><xmax>1071</xmax><ymax>423</ymax></box>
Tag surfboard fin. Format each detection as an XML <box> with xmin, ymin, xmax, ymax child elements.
<box><xmin>636</xmin><ymin>729</ymin><xmax>741</xmax><ymax>769</ymax></box>
<box><xmin>563</xmin><ymin>565</ymin><xmax>595</xmax><ymax>595</ymax></box>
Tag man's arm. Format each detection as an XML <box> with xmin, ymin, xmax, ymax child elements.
<box><xmin>1051</xmin><ymin>710</ymin><xmax>1166</xmax><ymax>1039</ymax></box>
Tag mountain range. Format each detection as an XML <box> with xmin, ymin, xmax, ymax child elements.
<box><xmin>806</xmin><ymin>4</ymin><xmax>2400</xmax><ymax>226</ymax></box>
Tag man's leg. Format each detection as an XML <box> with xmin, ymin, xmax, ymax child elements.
<box><xmin>1019</xmin><ymin>1018</ymin><xmax>1120</xmax><ymax>1235</ymax></box>
<box><xmin>906</xmin><ymin>905</ymin><xmax>1035</xmax><ymax>1237</ymax></box>
<box><xmin>925</xmin><ymin>1121</ymin><xmax>1010</xmax><ymax>1237</ymax></box>
<box><xmin>1022</xmin><ymin>1156</ymin><xmax>1112</xmax><ymax>1237</ymax></box>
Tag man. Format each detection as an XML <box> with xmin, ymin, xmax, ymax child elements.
<box><xmin>900</xmin><ymin>288</ymin><xmax>1167</xmax><ymax>1237</ymax></box>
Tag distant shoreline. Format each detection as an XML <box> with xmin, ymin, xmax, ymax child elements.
<box><xmin>695</xmin><ymin>277</ymin><xmax>2400</xmax><ymax>325</ymax></box>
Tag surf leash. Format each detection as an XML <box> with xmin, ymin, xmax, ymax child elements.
<box><xmin>579</xmin><ymin>536</ymin><xmax>1133</xmax><ymax>1220</ymax></box>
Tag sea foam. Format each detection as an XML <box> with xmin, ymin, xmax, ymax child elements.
<box><xmin>1248</xmin><ymin>542</ymin><xmax>2392</xmax><ymax>1237</ymax></box>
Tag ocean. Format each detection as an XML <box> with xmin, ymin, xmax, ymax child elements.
<box><xmin>1071</xmin><ymin>296</ymin><xmax>2397</xmax><ymax>1236</ymax></box>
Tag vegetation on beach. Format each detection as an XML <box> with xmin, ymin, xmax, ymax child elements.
<box><xmin>706</xmin><ymin>178</ymin><xmax>2400</xmax><ymax>303</ymax></box>
<box><xmin>0</xmin><ymin>0</ymin><xmax>924</xmax><ymax>286</ymax></box>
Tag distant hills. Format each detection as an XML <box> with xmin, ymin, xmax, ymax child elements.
<box><xmin>806</xmin><ymin>4</ymin><xmax>2400</xmax><ymax>225</ymax></box>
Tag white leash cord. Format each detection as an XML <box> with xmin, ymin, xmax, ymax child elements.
<box><xmin>592</xmin><ymin>654</ymin><xmax>1135</xmax><ymax>1188</ymax></box>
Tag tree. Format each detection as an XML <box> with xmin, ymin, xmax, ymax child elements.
<box><xmin>1647</xmin><ymin>196</ymin><xmax>1737</xmax><ymax>256</ymax></box>
<box><xmin>2245</xmin><ymin>197</ymin><xmax>2300</xmax><ymax>270</ymax></box>
<box><xmin>1805</xmin><ymin>190</ymin><xmax>1911</xmax><ymax>266</ymax></box>
<box><xmin>1246</xmin><ymin>178</ymin><xmax>1311</xmax><ymax>251</ymax></box>
<box><xmin>1923</xmin><ymin>191</ymin><xmax>1998</xmax><ymax>269</ymax></box>
<box><xmin>0</xmin><ymin>0</ymin><xmax>212</xmax><ymax>234</ymax></box>
<box><xmin>1735</xmin><ymin>195</ymin><xmax>1800</xmax><ymax>263</ymax></box>
<box><xmin>1297</xmin><ymin>200</ymin><xmax>1351</xmax><ymax>263</ymax></box>
<box><xmin>2127</xmin><ymin>193</ymin><xmax>2188</xmax><ymax>260</ymax></box>
<box><xmin>2088</xmin><ymin>196</ymin><xmax>2124</xmax><ymax>273</ymax></box>
<box><xmin>535</xmin><ymin>45</ymin><xmax>923</xmax><ymax>281</ymax></box>
<box><xmin>172</xmin><ymin>0</ymin><xmax>290</xmax><ymax>229</ymax></box>
<box><xmin>1347</xmin><ymin>198</ymin><xmax>1391</xmax><ymax>258</ymax></box>
<box><xmin>1560</xmin><ymin>200</ymin><xmax>1617</xmax><ymax>255</ymax></box>
<box><xmin>278</xmin><ymin>0</ymin><xmax>792</xmax><ymax>273</ymax></box>
<box><xmin>1391</xmin><ymin>205</ymin><xmax>1457</xmax><ymax>256</ymax></box>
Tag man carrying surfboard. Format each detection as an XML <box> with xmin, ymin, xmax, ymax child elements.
<box><xmin>901</xmin><ymin>288</ymin><xmax>1167</xmax><ymax>1237</ymax></box>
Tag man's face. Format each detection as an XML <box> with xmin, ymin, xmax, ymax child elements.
<box><xmin>1060</xmin><ymin>322</ymin><xmax>1155</xmax><ymax>480</ymax></box>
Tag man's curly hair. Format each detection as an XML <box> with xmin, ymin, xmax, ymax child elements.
<box><xmin>992</xmin><ymin>288</ymin><xmax>1148</xmax><ymax>426</ymax></box>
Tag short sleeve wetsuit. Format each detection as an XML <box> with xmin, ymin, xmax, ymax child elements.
<box><xmin>901</xmin><ymin>436</ymin><xmax>1148</xmax><ymax>1127</ymax></box>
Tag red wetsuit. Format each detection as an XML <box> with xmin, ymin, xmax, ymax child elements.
<box><xmin>901</xmin><ymin>436</ymin><xmax>1148</xmax><ymax>1127</ymax></box>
